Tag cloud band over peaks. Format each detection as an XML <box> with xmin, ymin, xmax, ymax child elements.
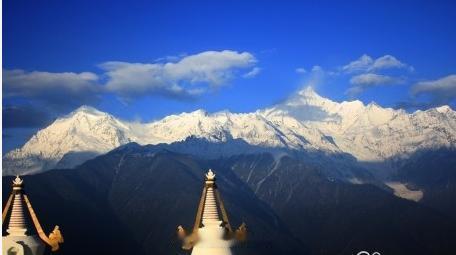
<box><xmin>101</xmin><ymin>50</ymin><xmax>257</xmax><ymax>98</ymax></box>
<box><xmin>3</xmin><ymin>50</ymin><xmax>259</xmax><ymax>107</ymax></box>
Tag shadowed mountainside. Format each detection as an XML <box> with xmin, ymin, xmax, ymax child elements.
<box><xmin>393</xmin><ymin>148</ymin><xmax>456</xmax><ymax>218</ymax></box>
<box><xmin>3</xmin><ymin>142</ymin><xmax>456</xmax><ymax>255</ymax></box>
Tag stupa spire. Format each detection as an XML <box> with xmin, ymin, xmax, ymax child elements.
<box><xmin>177</xmin><ymin>169</ymin><xmax>247</xmax><ymax>255</ymax></box>
<box><xmin>2</xmin><ymin>176</ymin><xmax>64</xmax><ymax>255</ymax></box>
<box><xmin>6</xmin><ymin>176</ymin><xmax>28</xmax><ymax>236</ymax></box>
<box><xmin>202</xmin><ymin>170</ymin><xmax>220</xmax><ymax>224</ymax></box>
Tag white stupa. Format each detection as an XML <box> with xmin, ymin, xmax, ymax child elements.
<box><xmin>177</xmin><ymin>169</ymin><xmax>247</xmax><ymax>255</ymax></box>
<box><xmin>2</xmin><ymin>176</ymin><xmax>64</xmax><ymax>255</ymax></box>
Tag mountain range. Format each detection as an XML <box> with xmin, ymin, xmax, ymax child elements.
<box><xmin>3</xmin><ymin>87</ymin><xmax>456</xmax><ymax>254</ymax></box>
<box><xmin>4</xmin><ymin>87</ymin><xmax>456</xmax><ymax>178</ymax></box>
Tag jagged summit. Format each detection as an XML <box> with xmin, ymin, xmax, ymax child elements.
<box><xmin>293</xmin><ymin>86</ymin><xmax>364</xmax><ymax>107</ymax></box>
<box><xmin>3</xmin><ymin>89</ymin><xmax>456</xmax><ymax>175</ymax></box>
<box><xmin>265</xmin><ymin>88</ymin><xmax>456</xmax><ymax>161</ymax></box>
<box><xmin>433</xmin><ymin>105</ymin><xmax>453</xmax><ymax>113</ymax></box>
<box><xmin>288</xmin><ymin>86</ymin><xmax>337</xmax><ymax>107</ymax></box>
<box><xmin>62</xmin><ymin>105</ymin><xmax>112</xmax><ymax>120</ymax></box>
<box><xmin>71</xmin><ymin>105</ymin><xmax>104</xmax><ymax>115</ymax></box>
<box><xmin>177</xmin><ymin>109</ymin><xmax>209</xmax><ymax>117</ymax></box>
<box><xmin>297</xmin><ymin>86</ymin><xmax>321</xmax><ymax>98</ymax></box>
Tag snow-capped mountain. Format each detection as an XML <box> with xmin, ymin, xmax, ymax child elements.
<box><xmin>3</xmin><ymin>101</ymin><xmax>339</xmax><ymax>175</ymax></box>
<box><xmin>3</xmin><ymin>106</ymin><xmax>134</xmax><ymax>174</ymax></box>
<box><xmin>264</xmin><ymin>87</ymin><xmax>456</xmax><ymax>162</ymax></box>
<box><xmin>4</xmin><ymin>87</ymin><xmax>456</xmax><ymax>175</ymax></box>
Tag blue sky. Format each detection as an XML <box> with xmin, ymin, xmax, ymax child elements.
<box><xmin>3</xmin><ymin>0</ymin><xmax>456</xmax><ymax>152</ymax></box>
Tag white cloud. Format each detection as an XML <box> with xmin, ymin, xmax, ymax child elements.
<box><xmin>342</xmin><ymin>54</ymin><xmax>412</xmax><ymax>73</ymax></box>
<box><xmin>347</xmin><ymin>73</ymin><xmax>404</xmax><ymax>97</ymax></box>
<box><xmin>342</xmin><ymin>54</ymin><xmax>373</xmax><ymax>73</ymax></box>
<box><xmin>411</xmin><ymin>74</ymin><xmax>456</xmax><ymax>104</ymax></box>
<box><xmin>4</xmin><ymin>69</ymin><xmax>98</xmax><ymax>95</ymax></box>
<box><xmin>350</xmin><ymin>73</ymin><xmax>401</xmax><ymax>85</ymax></box>
<box><xmin>101</xmin><ymin>50</ymin><xmax>257</xmax><ymax>98</ymax></box>
<box><xmin>371</xmin><ymin>55</ymin><xmax>407</xmax><ymax>71</ymax></box>
<box><xmin>3</xmin><ymin>50</ymin><xmax>258</xmax><ymax>107</ymax></box>
<box><xmin>295</xmin><ymin>67</ymin><xmax>307</xmax><ymax>74</ymax></box>
<box><xmin>340</xmin><ymin>54</ymin><xmax>412</xmax><ymax>96</ymax></box>
<box><xmin>311</xmin><ymin>65</ymin><xmax>323</xmax><ymax>73</ymax></box>
<box><xmin>243</xmin><ymin>67</ymin><xmax>261</xmax><ymax>78</ymax></box>
<box><xmin>3</xmin><ymin>69</ymin><xmax>100</xmax><ymax>108</ymax></box>
<box><xmin>154</xmin><ymin>53</ymin><xmax>186</xmax><ymax>63</ymax></box>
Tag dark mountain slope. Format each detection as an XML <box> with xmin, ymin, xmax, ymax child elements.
<box><xmin>394</xmin><ymin>148</ymin><xmax>456</xmax><ymax>218</ymax></box>
<box><xmin>3</xmin><ymin>142</ymin><xmax>456</xmax><ymax>255</ymax></box>
<box><xmin>2</xmin><ymin>159</ymin><xmax>142</xmax><ymax>255</ymax></box>
<box><xmin>216</xmin><ymin>153</ymin><xmax>456</xmax><ymax>255</ymax></box>
<box><xmin>3</xmin><ymin>146</ymin><xmax>300</xmax><ymax>255</ymax></box>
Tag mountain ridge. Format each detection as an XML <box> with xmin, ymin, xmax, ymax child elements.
<box><xmin>4</xmin><ymin>144</ymin><xmax>456</xmax><ymax>255</ymax></box>
<box><xmin>4</xmin><ymin>87</ymin><xmax>456</xmax><ymax>176</ymax></box>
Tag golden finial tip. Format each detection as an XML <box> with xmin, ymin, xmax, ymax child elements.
<box><xmin>205</xmin><ymin>169</ymin><xmax>216</xmax><ymax>180</ymax></box>
<box><xmin>13</xmin><ymin>175</ymin><xmax>23</xmax><ymax>185</ymax></box>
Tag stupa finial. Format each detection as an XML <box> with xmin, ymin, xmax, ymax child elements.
<box><xmin>205</xmin><ymin>169</ymin><xmax>216</xmax><ymax>181</ymax></box>
<box><xmin>13</xmin><ymin>175</ymin><xmax>23</xmax><ymax>186</ymax></box>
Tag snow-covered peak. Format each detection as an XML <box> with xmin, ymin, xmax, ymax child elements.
<box><xmin>4</xmin><ymin>103</ymin><xmax>341</xmax><ymax>175</ymax></box>
<box><xmin>262</xmin><ymin>88</ymin><xmax>456</xmax><ymax>161</ymax></box>
<box><xmin>4</xmin><ymin>89</ymin><xmax>456</xmax><ymax>175</ymax></box>
<box><xmin>268</xmin><ymin>87</ymin><xmax>407</xmax><ymax>128</ymax></box>
<box><xmin>287</xmin><ymin>86</ymin><xmax>338</xmax><ymax>108</ymax></box>
<box><xmin>297</xmin><ymin>86</ymin><xmax>324</xmax><ymax>100</ymax></box>
<box><xmin>434</xmin><ymin>105</ymin><xmax>453</xmax><ymax>114</ymax></box>
<box><xmin>3</xmin><ymin>105</ymin><xmax>134</xmax><ymax>175</ymax></box>
<box><xmin>181</xmin><ymin>109</ymin><xmax>209</xmax><ymax>117</ymax></box>
<box><xmin>69</xmin><ymin>105</ymin><xmax>107</xmax><ymax>117</ymax></box>
<box><xmin>144</xmin><ymin>108</ymin><xmax>337</xmax><ymax>152</ymax></box>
